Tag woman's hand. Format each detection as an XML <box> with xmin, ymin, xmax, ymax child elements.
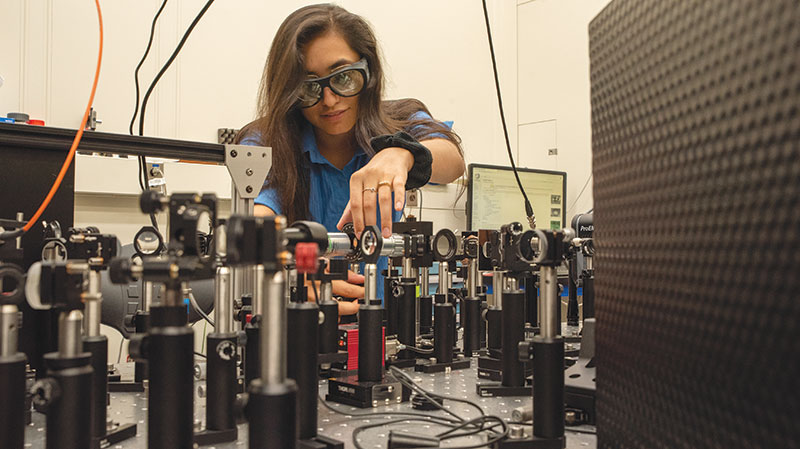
<box><xmin>304</xmin><ymin>270</ymin><xmax>364</xmax><ymax>316</ymax></box>
<box><xmin>337</xmin><ymin>147</ymin><xmax>413</xmax><ymax>237</ymax></box>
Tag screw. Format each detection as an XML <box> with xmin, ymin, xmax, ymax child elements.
<box><xmin>230</xmin><ymin>149</ymin><xmax>238</xmax><ymax>158</ymax></box>
<box><xmin>246</xmin><ymin>186</ymin><xmax>253</xmax><ymax>193</ymax></box>
<box><xmin>246</xmin><ymin>168</ymin><xmax>253</xmax><ymax>176</ymax></box>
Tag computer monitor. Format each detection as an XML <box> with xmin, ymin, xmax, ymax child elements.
<box><xmin>467</xmin><ymin>163</ymin><xmax>566</xmax><ymax>231</ymax></box>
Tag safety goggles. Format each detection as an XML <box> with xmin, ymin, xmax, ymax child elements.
<box><xmin>297</xmin><ymin>59</ymin><xmax>369</xmax><ymax>108</ymax></box>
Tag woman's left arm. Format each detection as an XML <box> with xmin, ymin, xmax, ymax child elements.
<box><xmin>420</xmin><ymin>137</ymin><xmax>466</xmax><ymax>184</ymax></box>
<box><xmin>337</xmin><ymin>137</ymin><xmax>465</xmax><ymax>237</ymax></box>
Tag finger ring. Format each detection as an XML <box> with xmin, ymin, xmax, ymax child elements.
<box><xmin>377</xmin><ymin>180</ymin><xmax>392</xmax><ymax>189</ymax></box>
<box><xmin>363</xmin><ymin>187</ymin><xmax>377</xmax><ymax>193</ymax></box>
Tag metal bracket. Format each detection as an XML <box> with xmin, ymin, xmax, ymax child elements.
<box><xmin>224</xmin><ymin>144</ymin><xmax>271</xmax><ymax>199</ymax></box>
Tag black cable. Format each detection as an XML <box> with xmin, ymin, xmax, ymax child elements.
<box><xmin>402</xmin><ymin>344</ymin><xmax>434</xmax><ymax>354</ymax></box>
<box><xmin>437</xmin><ymin>415</ymin><xmax>505</xmax><ymax>440</ymax></box>
<box><xmin>310</xmin><ymin>278</ymin><xmax>320</xmax><ymax>302</ymax></box>
<box><xmin>188</xmin><ymin>292</ymin><xmax>215</xmax><ymax>327</ymax></box>
<box><xmin>137</xmin><ymin>0</ymin><xmax>215</xmax><ymax>139</ymax></box>
<box><xmin>481</xmin><ymin>0</ymin><xmax>536</xmax><ymax>229</ymax></box>
<box><xmin>389</xmin><ymin>366</ymin><xmax>486</xmax><ymax>419</ymax></box>
<box><xmin>194</xmin><ymin>351</ymin><xmax>207</xmax><ymax>358</ymax></box>
<box><xmin>352</xmin><ymin>418</ymin><xmax>451</xmax><ymax>449</ymax></box>
<box><xmin>129</xmin><ymin>0</ymin><xmax>168</xmax><ymax>137</ymax></box>
<box><xmin>136</xmin><ymin>0</ymin><xmax>215</xmax><ymax>232</ymax></box>
<box><xmin>567</xmin><ymin>173</ymin><xmax>593</xmax><ymax>217</ymax></box>
<box><xmin>418</xmin><ymin>188</ymin><xmax>423</xmax><ymax>220</ymax></box>
<box><xmin>130</xmin><ymin>0</ymin><xmax>168</xmax><ymax>197</ymax></box>
<box><xmin>0</xmin><ymin>228</ymin><xmax>24</xmax><ymax>241</ymax></box>
<box><xmin>440</xmin><ymin>420</ymin><xmax>504</xmax><ymax>440</ymax></box>
<box><xmin>318</xmin><ymin>395</ymin><xmax>460</xmax><ymax>424</ymax></box>
<box><xmin>334</xmin><ymin>366</ymin><xmax>506</xmax><ymax>449</ymax></box>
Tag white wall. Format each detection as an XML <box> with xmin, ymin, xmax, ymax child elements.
<box><xmin>515</xmin><ymin>0</ymin><xmax>611</xmax><ymax>219</ymax></box>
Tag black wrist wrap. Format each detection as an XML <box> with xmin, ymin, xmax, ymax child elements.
<box><xmin>370</xmin><ymin>131</ymin><xmax>433</xmax><ymax>190</ymax></box>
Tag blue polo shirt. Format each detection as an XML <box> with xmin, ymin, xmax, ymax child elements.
<box><xmin>242</xmin><ymin>112</ymin><xmax>451</xmax><ymax>303</ymax></box>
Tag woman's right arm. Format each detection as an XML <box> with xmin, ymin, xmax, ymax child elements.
<box><xmin>255</xmin><ymin>205</ymin><xmax>276</xmax><ymax>216</ymax></box>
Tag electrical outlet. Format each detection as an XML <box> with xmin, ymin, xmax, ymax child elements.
<box><xmin>406</xmin><ymin>190</ymin><xmax>419</xmax><ymax>207</ymax></box>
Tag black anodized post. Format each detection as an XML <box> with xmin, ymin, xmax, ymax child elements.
<box><xmin>318</xmin><ymin>301</ymin><xmax>339</xmax><ymax>354</ymax></box>
<box><xmin>244</xmin><ymin>318</ymin><xmax>260</xmax><ymax>387</ymax></box>
<box><xmin>524</xmin><ymin>274</ymin><xmax>539</xmax><ymax>327</ymax></box>
<box><xmin>419</xmin><ymin>296</ymin><xmax>433</xmax><ymax>335</ymax></box>
<box><xmin>133</xmin><ymin>311</ymin><xmax>149</xmax><ymax>382</ymax></box>
<box><xmin>147</xmin><ymin>306</ymin><xmax>194</xmax><ymax>449</ymax></box>
<box><xmin>83</xmin><ymin>335</ymin><xmax>108</xmax><ymax>440</ymax></box>
<box><xmin>486</xmin><ymin>306</ymin><xmax>502</xmax><ymax>351</ymax></box>
<box><xmin>567</xmin><ymin>261</ymin><xmax>579</xmax><ymax>326</ymax></box>
<box><xmin>286</xmin><ymin>302</ymin><xmax>319</xmax><ymax>440</ymax></box>
<box><xmin>501</xmin><ymin>291</ymin><xmax>525</xmax><ymax>387</ymax></box>
<box><xmin>582</xmin><ymin>274</ymin><xmax>594</xmax><ymax>321</ymax></box>
<box><xmin>397</xmin><ymin>278</ymin><xmax>416</xmax><ymax>358</ymax></box>
<box><xmin>532</xmin><ymin>335</ymin><xmax>565</xmax><ymax>439</ymax></box>
<box><xmin>478</xmin><ymin>293</ymin><xmax>487</xmax><ymax>348</ymax></box>
<box><xmin>358</xmin><ymin>304</ymin><xmax>383</xmax><ymax>383</ymax></box>
<box><xmin>383</xmin><ymin>274</ymin><xmax>399</xmax><ymax>336</ymax></box>
<box><xmin>0</xmin><ymin>353</ymin><xmax>27</xmax><ymax>449</ymax></box>
<box><xmin>433</xmin><ymin>303</ymin><xmax>454</xmax><ymax>364</ymax></box>
<box><xmin>246</xmin><ymin>380</ymin><xmax>298</xmax><ymax>449</ymax></box>
<box><xmin>43</xmin><ymin>353</ymin><xmax>93</xmax><ymax>449</ymax></box>
<box><xmin>206</xmin><ymin>332</ymin><xmax>238</xmax><ymax>431</ymax></box>
<box><xmin>463</xmin><ymin>297</ymin><xmax>481</xmax><ymax>357</ymax></box>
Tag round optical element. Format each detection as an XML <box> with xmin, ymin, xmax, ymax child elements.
<box><xmin>195</xmin><ymin>210</ymin><xmax>213</xmax><ymax>261</ymax></box>
<box><xmin>133</xmin><ymin>226</ymin><xmax>163</xmax><ymax>257</ymax></box>
<box><xmin>299</xmin><ymin>82</ymin><xmax>323</xmax><ymax>108</ymax></box>
<box><xmin>361</xmin><ymin>230</ymin><xmax>378</xmax><ymax>257</ymax></box>
<box><xmin>519</xmin><ymin>230</ymin><xmax>539</xmax><ymax>263</ymax></box>
<box><xmin>432</xmin><ymin>229</ymin><xmax>458</xmax><ymax>262</ymax></box>
<box><xmin>329</xmin><ymin>70</ymin><xmax>365</xmax><ymax>96</ymax></box>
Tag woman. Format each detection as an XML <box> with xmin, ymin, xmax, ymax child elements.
<box><xmin>239</xmin><ymin>4</ymin><xmax>465</xmax><ymax>314</ymax></box>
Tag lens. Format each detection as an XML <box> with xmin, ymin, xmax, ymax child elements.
<box><xmin>330</xmin><ymin>69</ymin><xmax>365</xmax><ymax>97</ymax></box>
<box><xmin>299</xmin><ymin>81</ymin><xmax>322</xmax><ymax>106</ymax></box>
<box><xmin>135</xmin><ymin>230</ymin><xmax>161</xmax><ymax>256</ymax></box>
<box><xmin>362</xmin><ymin>231</ymin><xmax>377</xmax><ymax>256</ymax></box>
<box><xmin>432</xmin><ymin>229</ymin><xmax>458</xmax><ymax>261</ymax></box>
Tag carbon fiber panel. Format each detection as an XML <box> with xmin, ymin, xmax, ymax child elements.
<box><xmin>589</xmin><ymin>0</ymin><xmax>800</xmax><ymax>447</ymax></box>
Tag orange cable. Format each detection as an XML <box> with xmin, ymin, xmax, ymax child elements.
<box><xmin>21</xmin><ymin>0</ymin><xmax>103</xmax><ymax>233</ymax></box>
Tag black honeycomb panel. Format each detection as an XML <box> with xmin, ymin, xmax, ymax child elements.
<box><xmin>218</xmin><ymin>128</ymin><xmax>240</xmax><ymax>145</ymax></box>
<box><xmin>589</xmin><ymin>0</ymin><xmax>800</xmax><ymax>448</ymax></box>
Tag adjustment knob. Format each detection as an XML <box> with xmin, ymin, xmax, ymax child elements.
<box><xmin>108</xmin><ymin>257</ymin><xmax>134</xmax><ymax>284</ymax></box>
<box><xmin>139</xmin><ymin>190</ymin><xmax>166</xmax><ymax>214</ymax></box>
<box><xmin>518</xmin><ymin>340</ymin><xmax>534</xmax><ymax>362</ymax></box>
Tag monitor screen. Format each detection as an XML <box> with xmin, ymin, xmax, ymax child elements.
<box><xmin>467</xmin><ymin>164</ymin><xmax>566</xmax><ymax>231</ymax></box>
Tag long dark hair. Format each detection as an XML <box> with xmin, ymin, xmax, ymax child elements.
<box><xmin>237</xmin><ymin>3</ymin><xmax>463</xmax><ymax>223</ymax></box>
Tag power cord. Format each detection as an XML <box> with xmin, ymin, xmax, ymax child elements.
<box><xmin>132</xmin><ymin>0</ymin><xmax>216</xmax><ymax>231</ymax></box>
<box><xmin>481</xmin><ymin>0</ymin><xmax>536</xmax><ymax>229</ymax></box>
<box><xmin>328</xmin><ymin>366</ymin><xmax>507</xmax><ymax>448</ymax></box>
<box><xmin>188</xmin><ymin>291</ymin><xmax>215</xmax><ymax>327</ymax></box>
<box><xmin>399</xmin><ymin>344</ymin><xmax>434</xmax><ymax>355</ymax></box>
<box><xmin>137</xmin><ymin>0</ymin><xmax>215</xmax><ymax>139</ymax></box>
<box><xmin>129</xmin><ymin>0</ymin><xmax>168</xmax><ymax>230</ymax></box>
<box><xmin>128</xmin><ymin>0</ymin><xmax>168</xmax><ymax>138</ymax></box>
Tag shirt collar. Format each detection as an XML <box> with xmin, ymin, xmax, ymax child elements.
<box><xmin>301</xmin><ymin>121</ymin><xmax>367</xmax><ymax>168</ymax></box>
